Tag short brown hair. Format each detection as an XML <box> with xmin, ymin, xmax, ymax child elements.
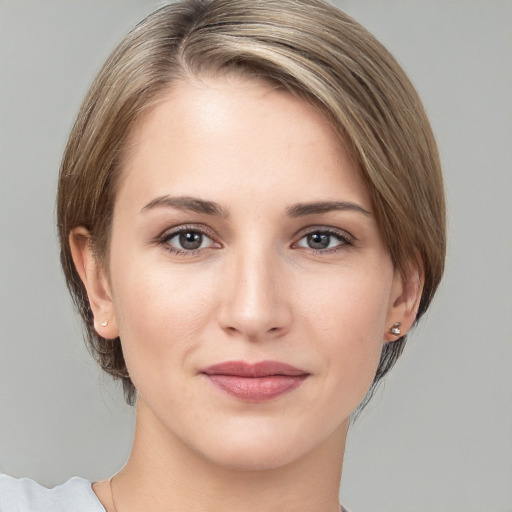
<box><xmin>57</xmin><ymin>0</ymin><xmax>446</xmax><ymax>406</ymax></box>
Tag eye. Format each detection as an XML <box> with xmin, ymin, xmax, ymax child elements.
<box><xmin>294</xmin><ymin>229</ymin><xmax>353</xmax><ymax>252</ymax></box>
<box><xmin>161</xmin><ymin>227</ymin><xmax>217</xmax><ymax>253</ymax></box>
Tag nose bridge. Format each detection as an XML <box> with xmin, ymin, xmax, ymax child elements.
<box><xmin>219</xmin><ymin>238</ymin><xmax>290</xmax><ymax>339</ymax></box>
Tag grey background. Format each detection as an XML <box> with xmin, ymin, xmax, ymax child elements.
<box><xmin>0</xmin><ymin>1</ymin><xmax>510</xmax><ymax>511</ymax></box>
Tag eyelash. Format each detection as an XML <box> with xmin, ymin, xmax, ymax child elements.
<box><xmin>293</xmin><ymin>227</ymin><xmax>354</xmax><ymax>255</ymax></box>
<box><xmin>157</xmin><ymin>224</ymin><xmax>218</xmax><ymax>256</ymax></box>
<box><xmin>156</xmin><ymin>225</ymin><xmax>354</xmax><ymax>256</ymax></box>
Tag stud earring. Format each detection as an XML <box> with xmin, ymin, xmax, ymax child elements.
<box><xmin>390</xmin><ymin>322</ymin><xmax>402</xmax><ymax>336</ymax></box>
<box><xmin>101</xmin><ymin>320</ymin><xmax>109</xmax><ymax>327</ymax></box>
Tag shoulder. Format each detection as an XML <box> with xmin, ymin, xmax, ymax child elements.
<box><xmin>0</xmin><ymin>474</ymin><xmax>105</xmax><ymax>512</ymax></box>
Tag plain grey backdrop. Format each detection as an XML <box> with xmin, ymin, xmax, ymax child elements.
<box><xmin>0</xmin><ymin>1</ymin><xmax>511</xmax><ymax>511</ymax></box>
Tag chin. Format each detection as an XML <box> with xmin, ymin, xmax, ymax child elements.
<box><xmin>192</xmin><ymin>418</ymin><xmax>341</xmax><ymax>472</ymax></box>
<box><xmin>203</xmin><ymin>439</ymin><xmax>307</xmax><ymax>472</ymax></box>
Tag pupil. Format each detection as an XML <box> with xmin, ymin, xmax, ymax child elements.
<box><xmin>179</xmin><ymin>231</ymin><xmax>202</xmax><ymax>250</ymax></box>
<box><xmin>308</xmin><ymin>233</ymin><xmax>330</xmax><ymax>249</ymax></box>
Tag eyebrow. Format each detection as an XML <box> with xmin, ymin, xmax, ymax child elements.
<box><xmin>286</xmin><ymin>201</ymin><xmax>371</xmax><ymax>217</ymax></box>
<box><xmin>141</xmin><ymin>195</ymin><xmax>371</xmax><ymax>218</ymax></box>
<box><xmin>141</xmin><ymin>195</ymin><xmax>229</xmax><ymax>217</ymax></box>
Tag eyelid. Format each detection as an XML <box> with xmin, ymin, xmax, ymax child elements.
<box><xmin>155</xmin><ymin>224</ymin><xmax>222</xmax><ymax>252</ymax></box>
<box><xmin>291</xmin><ymin>225</ymin><xmax>355</xmax><ymax>252</ymax></box>
<box><xmin>293</xmin><ymin>225</ymin><xmax>355</xmax><ymax>242</ymax></box>
<box><xmin>158</xmin><ymin>223</ymin><xmax>217</xmax><ymax>240</ymax></box>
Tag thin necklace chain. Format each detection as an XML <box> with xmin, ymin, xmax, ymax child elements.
<box><xmin>109</xmin><ymin>476</ymin><xmax>118</xmax><ymax>512</ymax></box>
<box><xmin>109</xmin><ymin>474</ymin><xmax>343</xmax><ymax>512</ymax></box>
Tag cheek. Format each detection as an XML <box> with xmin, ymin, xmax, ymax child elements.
<box><xmin>301</xmin><ymin>268</ymin><xmax>391</xmax><ymax>401</ymax></box>
<box><xmin>301</xmin><ymin>265</ymin><xmax>391</xmax><ymax>342</ymax></box>
<box><xmin>109</xmin><ymin>254</ymin><xmax>217</xmax><ymax>382</ymax></box>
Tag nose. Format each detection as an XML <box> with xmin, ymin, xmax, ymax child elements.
<box><xmin>217</xmin><ymin>245</ymin><xmax>292</xmax><ymax>341</ymax></box>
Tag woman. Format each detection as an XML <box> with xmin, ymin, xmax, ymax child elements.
<box><xmin>0</xmin><ymin>0</ymin><xmax>445</xmax><ymax>510</ymax></box>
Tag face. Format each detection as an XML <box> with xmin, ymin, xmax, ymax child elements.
<box><xmin>99</xmin><ymin>76</ymin><xmax>403</xmax><ymax>470</ymax></box>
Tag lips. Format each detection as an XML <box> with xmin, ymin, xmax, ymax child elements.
<box><xmin>200</xmin><ymin>360</ymin><xmax>309</xmax><ymax>401</ymax></box>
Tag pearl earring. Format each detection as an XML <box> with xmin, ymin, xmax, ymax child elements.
<box><xmin>390</xmin><ymin>322</ymin><xmax>402</xmax><ymax>336</ymax></box>
<box><xmin>101</xmin><ymin>320</ymin><xmax>109</xmax><ymax>327</ymax></box>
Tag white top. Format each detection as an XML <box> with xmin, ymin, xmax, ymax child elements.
<box><xmin>0</xmin><ymin>474</ymin><xmax>105</xmax><ymax>512</ymax></box>
<box><xmin>0</xmin><ymin>473</ymin><xmax>351</xmax><ymax>511</ymax></box>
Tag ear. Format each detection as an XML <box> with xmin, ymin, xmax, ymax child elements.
<box><xmin>69</xmin><ymin>227</ymin><xmax>119</xmax><ymax>339</ymax></box>
<box><xmin>384</xmin><ymin>259</ymin><xmax>423</xmax><ymax>342</ymax></box>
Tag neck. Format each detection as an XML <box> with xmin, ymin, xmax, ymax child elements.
<box><xmin>110</xmin><ymin>399</ymin><xmax>348</xmax><ymax>512</ymax></box>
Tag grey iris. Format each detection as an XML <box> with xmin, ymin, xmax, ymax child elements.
<box><xmin>307</xmin><ymin>233</ymin><xmax>330</xmax><ymax>249</ymax></box>
<box><xmin>179</xmin><ymin>231</ymin><xmax>202</xmax><ymax>250</ymax></box>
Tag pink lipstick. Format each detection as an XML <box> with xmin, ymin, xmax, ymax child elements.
<box><xmin>200</xmin><ymin>360</ymin><xmax>309</xmax><ymax>401</ymax></box>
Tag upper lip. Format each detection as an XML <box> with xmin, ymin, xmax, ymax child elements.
<box><xmin>200</xmin><ymin>360</ymin><xmax>309</xmax><ymax>377</ymax></box>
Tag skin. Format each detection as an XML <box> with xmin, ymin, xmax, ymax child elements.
<box><xmin>71</xmin><ymin>75</ymin><xmax>421</xmax><ymax>512</ymax></box>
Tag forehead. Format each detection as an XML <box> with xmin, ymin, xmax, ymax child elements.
<box><xmin>116</xmin><ymin>75</ymin><xmax>370</xmax><ymax>213</ymax></box>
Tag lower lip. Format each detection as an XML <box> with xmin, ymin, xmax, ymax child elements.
<box><xmin>204</xmin><ymin>375</ymin><xmax>308</xmax><ymax>401</ymax></box>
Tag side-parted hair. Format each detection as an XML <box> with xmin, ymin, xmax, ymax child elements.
<box><xmin>57</xmin><ymin>0</ymin><xmax>446</xmax><ymax>407</ymax></box>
